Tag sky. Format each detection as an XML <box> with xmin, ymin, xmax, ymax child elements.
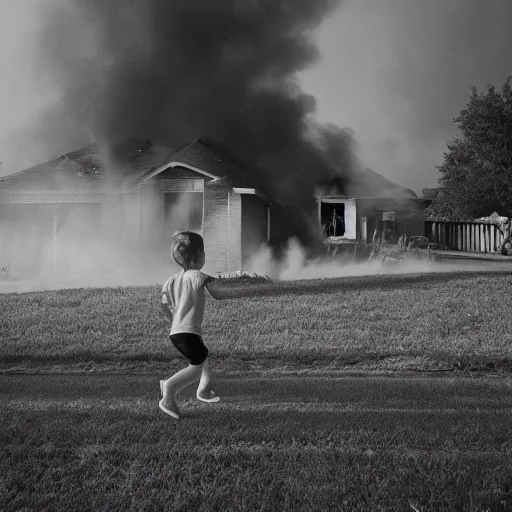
<box><xmin>0</xmin><ymin>0</ymin><xmax>511</xmax><ymax>194</ymax></box>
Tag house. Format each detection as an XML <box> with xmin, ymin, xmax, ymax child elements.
<box><xmin>316</xmin><ymin>171</ymin><xmax>429</xmax><ymax>243</ymax></box>
<box><xmin>0</xmin><ymin>137</ymin><xmax>432</xmax><ymax>279</ymax></box>
<box><xmin>421</xmin><ymin>188</ymin><xmax>442</xmax><ymax>202</ymax></box>
<box><xmin>0</xmin><ymin>139</ymin><xmax>276</xmax><ymax>278</ymax></box>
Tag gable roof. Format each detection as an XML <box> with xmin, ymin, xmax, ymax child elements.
<box><xmin>0</xmin><ymin>139</ymin><xmax>175</xmax><ymax>192</ymax></box>
<box><xmin>133</xmin><ymin>139</ymin><xmax>225</xmax><ymax>184</ymax></box>
<box><xmin>135</xmin><ymin>139</ymin><xmax>273</xmax><ymax>198</ymax></box>
<box><xmin>0</xmin><ymin>137</ymin><xmax>274</xmax><ymax>200</ymax></box>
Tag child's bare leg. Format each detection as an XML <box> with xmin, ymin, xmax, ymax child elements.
<box><xmin>197</xmin><ymin>358</ymin><xmax>212</xmax><ymax>395</ymax></box>
<box><xmin>163</xmin><ymin>364</ymin><xmax>202</xmax><ymax>406</ymax></box>
<box><xmin>197</xmin><ymin>358</ymin><xmax>220</xmax><ymax>402</ymax></box>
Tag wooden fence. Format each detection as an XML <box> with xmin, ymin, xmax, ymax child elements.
<box><xmin>424</xmin><ymin>219</ymin><xmax>506</xmax><ymax>253</ymax></box>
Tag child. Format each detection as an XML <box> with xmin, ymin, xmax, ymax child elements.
<box><xmin>159</xmin><ymin>231</ymin><xmax>228</xmax><ymax>420</ymax></box>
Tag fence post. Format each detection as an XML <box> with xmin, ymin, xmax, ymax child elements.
<box><xmin>490</xmin><ymin>225</ymin><xmax>496</xmax><ymax>252</ymax></box>
<box><xmin>497</xmin><ymin>226</ymin><xmax>504</xmax><ymax>251</ymax></box>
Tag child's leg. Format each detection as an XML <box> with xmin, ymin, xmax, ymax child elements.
<box><xmin>163</xmin><ymin>363</ymin><xmax>202</xmax><ymax>402</ymax></box>
<box><xmin>197</xmin><ymin>358</ymin><xmax>220</xmax><ymax>402</ymax></box>
<box><xmin>197</xmin><ymin>358</ymin><xmax>212</xmax><ymax>394</ymax></box>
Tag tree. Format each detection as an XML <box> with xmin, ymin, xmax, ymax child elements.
<box><xmin>428</xmin><ymin>76</ymin><xmax>512</xmax><ymax>220</ymax></box>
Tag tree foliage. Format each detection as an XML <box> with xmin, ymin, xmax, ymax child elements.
<box><xmin>428</xmin><ymin>76</ymin><xmax>512</xmax><ymax>219</ymax></box>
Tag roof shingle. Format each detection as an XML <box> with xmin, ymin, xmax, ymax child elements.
<box><xmin>0</xmin><ymin>139</ymin><xmax>175</xmax><ymax>192</ymax></box>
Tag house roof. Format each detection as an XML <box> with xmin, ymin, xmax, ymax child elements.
<box><xmin>133</xmin><ymin>139</ymin><xmax>226</xmax><ymax>184</ymax></box>
<box><xmin>135</xmin><ymin>139</ymin><xmax>273</xmax><ymax>199</ymax></box>
<box><xmin>0</xmin><ymin>137</ymin><xmax>273</xmax><ymax>200</ymax></box>
<box><xmin>319</xmin><ymin>169</ymin><xmax>418</xmax><ymax>199</ymax></box>
<box><xmin>0</xmin><ymin>139</ymin><xmax>175</xmax><ymax>192</ymax></box>
<box><xmin>421</xmin><ymin>188</ymin><xmax>441</xmax><ymax>200</ymax></box>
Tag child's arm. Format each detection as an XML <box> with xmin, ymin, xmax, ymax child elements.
<box><xmin>205</xmin><ymin>277</ymin><xmax>231</xmax><ymax>301</ymax></box>
<box><xmin>160</xmin><ymin>302</ymin><xmax>174</xmax><ymax>320</ymax></box>
<box><xmin>160</xmin><ymin>289</ymin><xmax>174</xmax><ymax>320</ymax></box>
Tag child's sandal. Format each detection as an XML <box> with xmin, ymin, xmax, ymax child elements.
<box><xmin>197</xmin><ymin>389</ymin><xmax>220</xmax><ymax>403</ymax></box>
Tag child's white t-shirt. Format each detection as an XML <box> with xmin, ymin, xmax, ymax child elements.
<box><xmin>161</xmin><ymin>270</ymin><xmax>214</xmax><ymax>336</ymax></box>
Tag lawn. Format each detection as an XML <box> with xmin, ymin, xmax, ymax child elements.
<box><xmin>2</xmin><ymin>271</ymin><xmax>512</xmax><ymax>511</ymax></box>
<box><xmin>1</xmin><ymin>374</ymin><xmax>511</xmax><ymax>511</ymax></box>
<box><xmin>1</xmin><ymin>270</ymin><xmax>512</xmax><ymax>373</ymax></box>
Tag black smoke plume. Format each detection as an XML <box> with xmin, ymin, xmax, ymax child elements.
<box><xmin>37</xmin><ymin>1</ymin><xmax>355</xmax><ymax>212</ymax></box>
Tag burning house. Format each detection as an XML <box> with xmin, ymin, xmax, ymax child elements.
<box><xmin>316</xmin><ymin>170</ymin><xmax>429</xmax><ymax>244</ymax></box>
<box><xmin>0</xmin><ymin>138</ymin><xmax>285</xmax><ymax>279</ymax></box>
<box><xmin>0</xmin><ymin>135</ymin><xmax>432</xmax><ymax>280</ymax></box>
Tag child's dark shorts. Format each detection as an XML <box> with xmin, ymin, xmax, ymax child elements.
<box><xmin>170</xmin><ymin>333</ymin><xmax>209</xmax><ymax>365</ymax></box>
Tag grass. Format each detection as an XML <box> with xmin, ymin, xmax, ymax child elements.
<box><xmin>2</xmin><ymin>272</ymin><xmax>512</xmax><ymax>510</ymax></box>
<box><xmin>1</xmin><ymin>271</ymin><xmax>512</xmax><ymax>373</ymax></box>
<box><xmin>1</xmin><ymin>374</ymin><xmax>511</xmax><ymax>512</ymax></box>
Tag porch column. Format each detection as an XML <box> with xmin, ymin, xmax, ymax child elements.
<box><xmin>361</xmin><ymin>216</ymin><xmax>367</xmax><ymax>243</ymax></box>
<box><xmin>317</xmin><ymin>198</ymin><xmax>322</xmax><ymax>235</ymax></box>
<box><xmin>267</xmin><ymin>203</ymin><xmax>271</xmax><ymax>243</ymax></box>
<box><xmin>227</xmin><ymin>190</ymin><xmax>231</xmax><ymax>273</ymax></box>
<box><xmin>52</xmin><ymin>205</ymin><xmax>58</xmax><ymax>276</ymax></box>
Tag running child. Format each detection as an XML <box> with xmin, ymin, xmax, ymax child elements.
<box><xmin>159</xmin><ymin>231</ymin><xmax>228</xmax><ymax>420</ymax></box>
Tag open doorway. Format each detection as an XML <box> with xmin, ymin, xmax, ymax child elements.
<box><xmin>321</xmin><ymin>201</ymin><xmax>345</xmax><ymax>237</ymax></box>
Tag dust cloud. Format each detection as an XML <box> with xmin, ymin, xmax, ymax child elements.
<box><xmin>246</xmin><ymin>238</ymin><xmax>506</xmax><ymax>281</ymax></box>
<box><xmin>0</xmin><ymin>187</ymin><xmax>195</xmax><ymax>293</ymax></box>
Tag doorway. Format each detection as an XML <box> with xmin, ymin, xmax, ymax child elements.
<box><xmin>321</xmin><ymin>201</ymin><xmax>345</xmax><ymax>237</ymax></box>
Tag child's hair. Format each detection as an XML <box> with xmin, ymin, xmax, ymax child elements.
<box><xmin>171</xmin><ymin>231</ymin><xmax>205</xmax><ymax>270</ymax></box>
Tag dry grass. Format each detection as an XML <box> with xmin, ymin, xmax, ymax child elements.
<box><xmin>2</xmin><ymin>271</ymin><xmax>512</xmax><ymax>372</ymax></box>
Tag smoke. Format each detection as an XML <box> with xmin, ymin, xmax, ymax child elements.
<box><xmin>29</xmin><ymin>0</ymin><xmax>358</xmax><ymax>206</ymax></box>
<box><xmin>300</xmin><ymin>0</ymin><xmax>512</xmax><ymax>193</ymax></box>
<box><xmin>246</xmin><ymin>238</ymin><xmax>508</xmax><ymax>281</ymax></box>
<box><xmin>0</xmin><ymin>185</ymin><xmax>199</xmax><ymax>292</ymax></box>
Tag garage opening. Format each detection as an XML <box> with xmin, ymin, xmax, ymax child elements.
<box><xmin>321</xmin><ymin>201</ymin><xmax>345</xmax><ymax>237</ymax></box>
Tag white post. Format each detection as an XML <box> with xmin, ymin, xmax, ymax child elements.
<box><xmin>480</xmin><ymin>224</ymin><xmax>486</xmax><ymax>253</ymax></box>
<box><xmin>53</xmin><ymin>206</ymin><xmax>58</xmax><ymax>276</ymax></box>
<box><xmin>201</xmin><ymin>189</ymin><xmax>205</xmax><ymax>237</ymax></box>
<box><xmin>227</xmin><ymin>190</ymin><xmax>231</xmax><ymax>273</ymax></box>
<box><xmin>267</xmin><ymin>203</ymin><xmax>271</xmax><ymax>243</ymax></box>
<box><xmin>361</xmin><ymin>216</ymin><xmax>367</xmax><ymax>243</ymax></box>
<box><xmin>317</xmin><ymin>197</ymin><xmax>322</xmax><ymax>235</ymax></box>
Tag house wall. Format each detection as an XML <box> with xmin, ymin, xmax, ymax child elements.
<box><xmin>0</xmin><ymin>170</ymin><xmax>269</xmax><ymax>276</ymax></box>
<box><xmin>0</xmin><ymin>200</ymin><xmax>111</xmax><ymax>278</ymax></box>
<box><xmin>241</xmin><ymin>194</ymin><xmax>268</xmax><ymax>270</ymax></box>
<box><xmin>137</xmin><ymin>176</ymin><xmax>205</xmax><ymax>267</ymax></box>
<box><xmin>202</xmin><ymin>179</ymin><xmax>241</xmax><ymax>273</ymax></box>
<box><xmin>0</xmin><ymin>203</ymin><xmax>55</xmax><ymax>278</ymax></box>
<box><xmin>138</xmin><ymin>183</ymin><xmax>165</xmax><ymax>265</ymax></box>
